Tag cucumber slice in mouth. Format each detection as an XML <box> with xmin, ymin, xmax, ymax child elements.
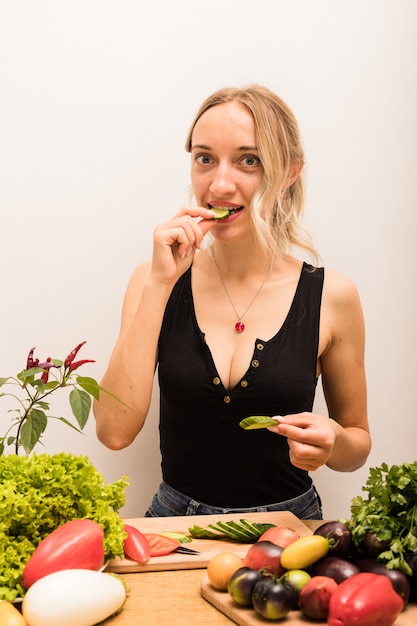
<box><xmin>239</xmin><ymin>415</ymin><xmax>278</xmax><ymax>430</ymax></box>
<box><xmin>211</xmin><ymin>207</ymin><xmax>231</xmax><ymax>219</ymax></box>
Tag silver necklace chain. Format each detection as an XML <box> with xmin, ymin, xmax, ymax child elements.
<box><xmin>212</xmin><ymin>253</ymin><xmax>274</xmax><ymax>332</ymax></box>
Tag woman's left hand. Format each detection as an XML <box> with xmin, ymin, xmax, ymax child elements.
<box><xmin>268</xmin><ymin>413</ymin><xmax>337</xmax><ymax>471</ymax></box>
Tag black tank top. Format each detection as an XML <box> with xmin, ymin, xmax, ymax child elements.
<box><xmin>157</xmin><ymin>262</ymin><xmax>324</xmax><ymax>508</ymax></box>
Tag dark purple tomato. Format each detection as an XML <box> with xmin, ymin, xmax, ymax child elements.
<box><xmin>227</xmin><ymin>567</ymin><xmax>264</xmax><ymax>607</ymax></box>
<box><xmin>252</xmin><ymin>578</ymin><xmax>296</xmax><ymax>620</ymax></box>
<box><xmin>354</xmin><ymin>558</ymin><xmax>410</xmax><ymax>605</ymax></box>
<box><xmin>359</xmin><ymin>531</ymin><xmax>391</xmax><ymax>558</ymax></box>
<box><xmin>406</xmin><ymin>550</ymin><xmax>417</xmax><ymax>575</ymax></box>
<box><xmin>310</xmin><ymin>556</ymin><xmax>360</xmax><ymax>583</ymax></box>
<box><xmin>313</xmin><ymin>521</ymin><xmax>353</xmax><ymax>558</ymax></box>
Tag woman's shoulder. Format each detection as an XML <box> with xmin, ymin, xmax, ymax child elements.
<box><xmin>322</xmin><ymin>267</ymin><xmax>362</xmax><ymax>311</ymax></box>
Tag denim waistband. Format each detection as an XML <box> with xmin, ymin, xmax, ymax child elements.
<box><xmin>145</xmin><ymin>481</ymin><xmax>322</xmax><ymax>520</ymax></box>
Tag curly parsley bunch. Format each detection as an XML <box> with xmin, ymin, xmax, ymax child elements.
<box><xmin>349</xmin><ymin>461</ymin><xmax>417</xmax><ymax>575</ymax></box>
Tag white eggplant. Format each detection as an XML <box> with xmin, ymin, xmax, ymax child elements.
<box><xmin>22</xmin><ymin>569</ymin><xmax>126</xmax><ymax>626</ymax></box>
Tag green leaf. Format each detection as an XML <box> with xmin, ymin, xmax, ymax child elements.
<box><xmin>54</xmin><ymin>416</ymin><xmax>84</xmax><ymax>434</ymax></box>
<box><xmin>20</xmin><ymin>409</ymin><xmax>48</xmax><ymax>454</ymax></box>
<box><xmin>69</xmin><ymin>388</ymin><xmax>91</xmax><ymax>429</ymax></box>
<box><xmin>17</xmin><ymin>367</ymin><xmax>43</xmax><ymax>382</ymax></box>
<box><xmin>0</xmin><ymin>377</ymin><xmax>11</xmax><ymax>387</ymax></box>
<box><xmin>76</xmin><ymin>376</ymin><xmax>101</xmax><ymax>400</ymax></box>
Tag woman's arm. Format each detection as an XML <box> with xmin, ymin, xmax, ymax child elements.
<box><xmin>93</xmin><ymin>207</ymin><xmax>215</xmax><ymax>449</ymax></box>
<box><xmin>269</xmin><ymin>269</ymin><xmax>371</xmax><ymax>472</ymax></box>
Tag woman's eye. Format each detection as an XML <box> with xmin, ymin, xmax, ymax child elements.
<box><xmin>195</xmin><ymin>154</ymin><xmax>213</xmax><ymax>165</ymax></box>
<box><xmin>241</xmin><ymin>155</ymin><xmax>261</xmax><ymax>167</ymax></box>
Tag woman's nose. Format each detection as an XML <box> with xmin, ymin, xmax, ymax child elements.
<box><xmin>209</xmin><ymin>163</ymin><xmax>236</xmax><ymax>195</ymax></box>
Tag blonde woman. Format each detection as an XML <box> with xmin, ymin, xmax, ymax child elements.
<box><xmin>94</xmin><ymin>85</ymin><xmax>371</xmax><ymax>519</ymax></box>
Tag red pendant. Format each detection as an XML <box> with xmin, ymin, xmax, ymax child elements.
<box><xmin>235</xmin><ymin>321</ymin><xmax>245</xmax><ymax>333</ymax></box>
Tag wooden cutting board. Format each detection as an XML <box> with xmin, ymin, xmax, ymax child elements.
<box><xmin>201</xmin><ymin>574</ymin><xmax>417</xmax><ymax>626</ymax></box>
<box><xmin>106</xmin><ymin>511</ymin><xmax>311</xmax><ymax>573</ymax></box>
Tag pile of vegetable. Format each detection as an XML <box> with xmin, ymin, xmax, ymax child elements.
<box><xmin>207</xmin><ymin>519</ymin><xmax>411</xmax><ymax>624</ymax></box>
<box><xmin>0</xmin><ymin>452</ymin><xmax>128</xmax><ymax>601</ymax></box>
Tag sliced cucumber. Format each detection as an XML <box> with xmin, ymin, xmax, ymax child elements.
<box><xmin>188</xmin><ymin>525</ymin><xmax>224</xmax><ymax>539</ymax></box>
<box><xmin>188</xmin><ymin>519</ymin><xmax>277</xmax><ymax>542</ymax></box>
<box><xmin>239</xmin><ymin>415</ymin><xmax>278</xmax><ymax>430</ymax></box>
<box><xmin>159</xmin><ymin>531</ymin><xmax>192</xmax><ymax>543</ymax></box>
<box><xmin>211</xmin><ymin>208</ymin><xmax>230</xmax><ymax>219</ymax></box>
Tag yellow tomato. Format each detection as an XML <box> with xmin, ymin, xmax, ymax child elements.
<box><xmin>0</xmin><ymin>601</ymin><xmax>27</xmax><ymax>626</ymax></box>
<box><xmin>206</xmin><ymin>552</ymin><xmax>243</xmax><ymax>591</ymax></box>
<box><xmin>281</xmin><ymin>535</ymin><xmax>329</xmax><ymax>570</ymax></box>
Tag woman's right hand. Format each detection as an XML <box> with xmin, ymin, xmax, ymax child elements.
<box><xmin>151</xmin><ymin>206</ymin><xmax>215</xmax><ymax>284</ymax></box>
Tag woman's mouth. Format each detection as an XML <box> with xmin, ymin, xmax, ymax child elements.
<box><xmin>209</xmin><ymin>204</ymin><xmax>243</xmax><ymax>219</ymax></box>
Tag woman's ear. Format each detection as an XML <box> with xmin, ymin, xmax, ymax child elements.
<box><xmin>287</xmin><ymin>159</ymin><xmax>304</xmax><ymax>187</ymax></box>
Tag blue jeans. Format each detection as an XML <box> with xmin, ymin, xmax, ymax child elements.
<box><xmin>145</xmin><ymin>481</ymin><xmax>323</xmax><ymax>520</ymax></box>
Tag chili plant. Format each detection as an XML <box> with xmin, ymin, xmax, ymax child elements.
<box><xmin>0</xmin><ymin>341</ymin><xmax>109</xmax><ymax>455</ymax></box>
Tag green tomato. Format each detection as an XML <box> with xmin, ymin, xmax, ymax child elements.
<box><xmin>280</xmin><ymin>569</ymin><xmax>311</xmax><ymax>597</ymax></box>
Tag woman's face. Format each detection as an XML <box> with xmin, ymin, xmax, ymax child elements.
<box><xmin>190</xmin><ymin>101</ymin><xmax>263</xmax><ymax>229</ymax></box>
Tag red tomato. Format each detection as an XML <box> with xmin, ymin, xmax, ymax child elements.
<box><xmin>123</xmin><ymin>524</ymin><xmax>151</xmax><ymax>563</ymax></box>
<box><xmin>258</xmin><ymin>526</ymin><xmax>300</xmax><ymax>548</ymax></box>
<box><xmin>22</xmin><ymin>519</ymin><xmax>105</xmax><ymax>588</ymax></box>
<box><xmin>144</xmin><ymin>533</ymin><xmax>181</xmax><ymax>557</ymax></box>
<box><xmin>243</xmin><ymin>541</ymin><xmax>286</xmax><ymax>575</ymax></box>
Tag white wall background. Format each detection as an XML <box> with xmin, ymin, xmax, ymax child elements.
<box><xmin>1</xmin><ymin>0</ymin><xmax>416</xmax><ymax>520</ymax></box>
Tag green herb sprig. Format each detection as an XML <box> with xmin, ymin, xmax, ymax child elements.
<box><xmin>348</xmin><ymin>461</ymin><xmax>417</xmax><ymax>575</ymax></box>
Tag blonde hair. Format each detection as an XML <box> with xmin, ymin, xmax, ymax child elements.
<box><xmin>185</xmin><ymin>85</ymin><xmax>319</xmax><ymax>264</ymax></box>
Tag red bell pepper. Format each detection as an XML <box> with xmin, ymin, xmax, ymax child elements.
<box><xmin>327</xmin><ymin>572</ymin><xmax>404</xmax><ymax>626</ymax></box>
<box><xmin>123</xmin><ymin>524</ymin><xmax>151</xmax><ymax>563</ymax></box>
<box><xmin>22</xmin><ymin>518</ymin><xmax>105</xmax><ymax>588</ymax></box>
<box><xmin>143</xmin><ymin>533</ymin><xmax>181</xmax><ymax>557</ymax></box>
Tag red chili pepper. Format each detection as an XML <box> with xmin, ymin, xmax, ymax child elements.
<box><xmin>40</xmin><ymin>357</ymin><xmax>52</xmax><ymax>383</ymax></box>
<box><xmin>143</xmin><ymin>533</ymin><xmax>181</xmax><ymax>557</ymax></box>
<box><xmin>22</xmin><ymin>519</ymin><xmax>105</xmax><ymax>589</ymax></box>
<box><xmin>64</xmin><ymin>341</ymin><xmax>87</xmax><ymax>368</ymax></box>
<box><xmin>26</xmin><ymin>347</ymin><xmax>37</xmax><ymax>369</ymax></box>
<box><xmin>123</xmin><ymin>524</ymin><xmax>151</xmax><ymax>564</ymax></box>
<box><xmin>69</xmin><ymin>359</ymin><xmax>95</xmax><ymax>372</ymax></box>
<box><xmin>327</xmin><ymin>572</ymin><xmax>404</xmax><ymax>626</ymax></box>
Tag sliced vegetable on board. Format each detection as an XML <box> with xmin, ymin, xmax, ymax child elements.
<box><xmin>189</xmin><ymin>519</ymin><xmax>275</xmax><ymax>542</ymax></box>
<box><xmin>22</xmin><ymin>519</ymin><xmax>105</xmax><ymax>589</ymax></box>
<box><xmin>143</xmin><ymin>533</ymin><xmax>181</xmax><ymax>557</ymax></box>
<box><xmin>123</xmin><ymin>524</ymin><xmax>151</xmax><ymax>564</ymax></box>
<box><xmin>22</xmin><ymin>569</ymin><xmax>126</xmax><ymax>626</ymax></box>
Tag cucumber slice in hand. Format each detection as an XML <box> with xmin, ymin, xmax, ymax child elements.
<box><xmin>239</xmin><ymin>415</ymin><xmax>278</xmax><ymax>430</ymax></box>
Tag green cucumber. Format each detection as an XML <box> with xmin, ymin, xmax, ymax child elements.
<box><xmin>211</xmin><ymin>208</ymin><xmax>230</xmax><ymax>219</ymax></box>
<box><xmin>159</xmin><ymin>531</ymin><xmax>192</xmax><ymax>543</ymax></box>
<box><xmin>239</xmin><ymin>415</ymin><xmax>278</xmax><ymax>430</ymax></box>
<box><xmin>188</xmin><ymin>519</ymin><xmax>277</xmax><ymax>543</ymax></box>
